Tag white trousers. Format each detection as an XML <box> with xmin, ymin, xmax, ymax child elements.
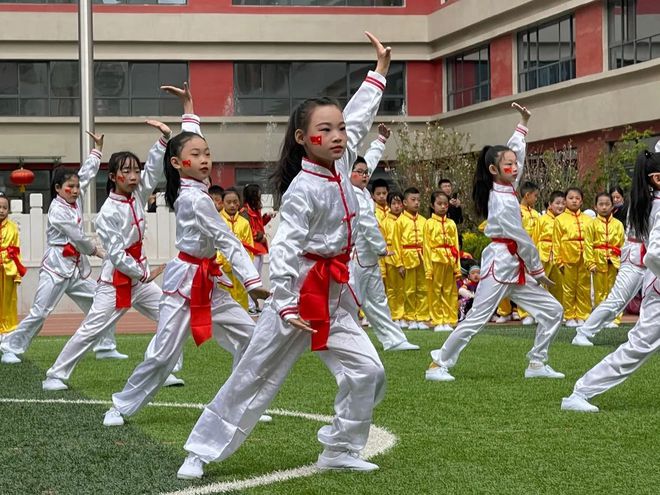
<box><xmin>580</xmin><ymin>263</ymin><xmax>645</xmax><ymax>338</ymax></box>
<box><xmin>430</xmin><ymin>273</ymin><xmax>563</xmax><ymax>368</ymax></box>
<box><xmin>248</xmin><ymin>256</ymin><xmax>265</xmax><ymax>311</ymax></box>
<box><xmin>0</xmin><ymin>268</ymin><xmax>117</xmax><ymax>356</ymax></box>
<box><xmin>111</xmin><ymin>288</ymin><xmax>254</xmax><ymax>417</ymax></box>
<box><xmin>350</xmin><ymin>260</ymin><xmax>407</xmax><ymax>350</ymax></box>
<box><xmin>574</xmin><ymin>274</ymin><xmax>660</xmax><ymax>399</ymax></box>
<box><xmin>45</xmin><ymin>281</ymin><xmax>161</xmax><ymax>381</ymax></box>
<box><xmin>183</xmin><ymin>303</ymin><xmax>386</xmax><ymax>463</ymax></box>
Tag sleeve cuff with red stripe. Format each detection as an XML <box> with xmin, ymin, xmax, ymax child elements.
<box><xmin>364</xmin><ymin>70</ymin><xmax>386</xmax><ymax>92</ymax></box>
<box><xmin>90</xmin><ymin>149</ymin><xmax>103</xmax><ymax>160</ymax></box>
<box><xmin>516</xmin><ymin>124</ymin><xmax>528</xmax><ymax>136</ymax></box>
<box><xmin>279</xmin><ymin>306</ymin><xmax>299</xmax><ymax>321</ymax></box>
<box><xmin>377</xmin><ymin>135</ymin><xmax>388</xmax><ymax>144</ymax></box>
<box><xmin>243</xmin><ymin>276</ymin><xmax>262</xmax><ymax>290</ymax></box>
<box><xmin>158</xmin><ymin>136</ymin><xmax>168</xmax><ymax>148</ymax></box>
<box><xmin>182</xmin><ymin>113</ymin><xmax>201</xmax><ymax>125</ymax></box>
<box><xmin>529</xmin><ymin>266</ymin><xmax>545</xmax><ymax>277</ymax></box>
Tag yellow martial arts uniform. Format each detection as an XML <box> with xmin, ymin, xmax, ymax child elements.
<box><xmin>584</xmin><ymin>214</ymin><xmax>625</xmax><ymax>323</ymax></box>
<box><xmin>423</xmin><ymin>214</ymin><xmax>461</xmax><ymax>327</ymax></box>
<box><xmin>0</xmin><ymin>218</ymin><xmax>24</xmax><ymax>334</ymax></box>
<box><xmin>536</xmin><ymin>210</ymin><xmax>564</xmax><ymax>305</ymax></box>
<box><xmin>393</xmin><ymin>210</ymin><xmax>428</xmax><ymax>322</ymax></box>
<box><xmin>553</xmin><ymin>209</ymin><xmax>593</xmax><ymax>320</ymax></box>
<box><xmin>517</xmin><ymin>204</ymin><xmax>541</xmax><ymax>319</ymax></box>
<box><xmin>220</xmin><ymin>209</ymin><xmax>255</xmax><ymax>310</ymax></box>
<box><xmin>381</xmin><ymin>212</ymin><xmax>404</xmax><ymax>321</ymax></box>
<box><xmin>375</xmin><ymin>203</ymin><xmax>389</xmax><ymax>278</ymax></box>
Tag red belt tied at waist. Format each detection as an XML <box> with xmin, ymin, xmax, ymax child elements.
<box><xmin>0</xmin><ymin>246</ymin><xmax>27</xmax><ymax>277</ymax></box>
<box><xmin>492</xmin><ymin>238</ymin><xmax>525</xmax><ymax>285</ymax></box>
<box><xmin>178</xmin><ymin>251</ymin><xmax>223</xmax><ymax>346</ymax></box>
<box><xmin>402</xmin><ymin>244</ymin><xmax>423</xmax><ymax>250</ymax></box>
<box><xmin>112</xmin><ymin>242</ymin><xmax>143</xmax><ymax>309</ymax></box>
<box><xmin>299</xmin><ymin>252</ymin><xmax>350</xmax><ymax>352</ymax></box>
<box><xmin>594</xmin><ymin>244</ymin><xmax>622</xmax><ymax>257</ymax></box>
<box><xmin>434</xmin><ymin>244</ymin><xmax>459</xmax><ymax>260</ymax></box>
<box><xmin>62</xmin><ymin>243</ymin><xmax>80</xmax><ymax>258</ymax></box>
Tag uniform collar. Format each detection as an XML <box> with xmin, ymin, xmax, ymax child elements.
<box><xmin>221</xmin><ymin>209</ymin><xmax>238</xmax><ymax>222</ymax></box>
<box><xmin>55</xmin><ymin>195</ymin><xmax>78</xmax><ymax>209</ymax></box>
<box><xmin>302</xmin><ymin>157</ymin><xmax>337</xmax><ymax>178</ymax></box>
<box><xmin>403</xmin><ymin>210</ymin><xmax>419</xmax><ymax>221</ymax></box>
<box><xmin>493</xmin><ymin>181</ymin><xmax>516</xmax><ymax>194</ymax></box>
<box><xmin>109</xmin><ymin>191</ymin><xmax>134</xmax><ymax>203</ymax></box>
<box><xmin>431</xmin><ymin>213</ymin><xmax>447</xmax><ymax>222</ymax></box>
<box><xmin>387</xmin><ymin>212</ymin><xmax>400</xmax><ymax>221</ymax></box>
<box><xmin>545</xmin><ymin>210</ymin><xmax>556</xmax><ymax>219</ymax></box>
<box><xmin>181</xmin><ymin>177</ymin><xmax>209</xmax><ymax>193</ymax></box>
<box><xmin>597</xmin><ymin>214</ymin><xmax>612</xmax><ymax>223</ymax></box>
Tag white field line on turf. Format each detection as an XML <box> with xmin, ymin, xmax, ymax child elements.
<box><xmin>0</xmin><ymin>398</ymin><xmax>398</xmax><ymax>495</ymax></box>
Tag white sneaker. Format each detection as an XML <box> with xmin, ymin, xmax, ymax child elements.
<box><xmin>388</xmin><ymin>341</ymin><xmax>420</xmax><ymax>351</ymax></box>
<box><xmin>399</xmin><ymin>320</ymin><xmax>410</xmax><ymax>329</ymax></box>
<box><xmin>512</xmin><ymin>311</ymin><xmax>521</xmax><ymax>321</ymax></box>
<box><xmin>521</xmin><ymin>316</ymin><xmax>535</xmax><ymax>326</ymax></box>
<box><xmin>425</xmin><ymin>365</ymin><xmax>455</xmax><ymax>382</ymax></box>
<box><xmin>561</xmin><ymin>393</ymin><xmax>599</xmax><ymax>413</ymax></box>
<box><xmin>408</xmin><ymin>322</ymin><xmax>420</xmax><ymax>330</ymax></box>
<box><xmin>177</xmin><ymin>453</ymin><xmax>205</xmax><ymax>479</ymax></box>
<box><xmin>571</xmin><ymin>333</ymin><xmax>594</xmax><ymax>347</ymax></box>
<box><xmin>42</xmin><ymin>377</ymin><xmax>68</xmax><ymax>391</ymax></box>
<box><xmin>259</xmin><ymin>414</ymin><xmax>273</xmax><ymax>422</ymax></box>
<box><xmin>576</xmin><ymin>319</ymin><xmax>585</xmax><ymax>326</ymax></box>
<box><xmin>494</xmin><ymin>315</ymin><xmax>511</xmax><ymax>324</ymax></box>
<box><xmin>565</xmin><ymin>319</ymin><xmax>578</xmax><ymax>328</ymax></box>
<box><xmin>1</xmin><ymin>352</ymin><xmax>21</xmax><ymax>364</ymax></box>
<box><xmin>103</xmin><ymin>407</ymin><xmax>125</xmax><ymax>426</ymax></box>
<box><xmin>417</xmin><ymin>322</ymin><xmax>430</xmax><ymax>330</ymax></box>
<box><xmin>434</xmin><ymin>324</ymin><xmax>452</xmax><ymax>333</ymax></box>
<box><xmin>360</xmin><ymin>317</ymin><xmax>370</xmax><ymax>327</ymax></box>
<box><xmin>524</xmin><ymin>362</ymin><xmax>565</xmax><ymax>379</ymax></box>
<box><xmin>317</xmin><ymin>450</ymin><xmax>379</xmax><ymax>472</ymax></box>
<box><xmin>95</xmin><ymin>350</ymin><xmax>129</xmax><ymax>360</ymax></box>
<box><xmin>163</xmin><ymin>374</ymin><xmax>185</xmax><ymax>387</ymax></box>
<box><xmin>605</xmin><ymin>321</ymin><xmax>619</xmax><ymax>329</ymax></box>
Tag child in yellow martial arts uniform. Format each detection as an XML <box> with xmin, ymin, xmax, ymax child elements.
<box><xmin>0</xmin><ymin>193</ymin><xmax>26</xmax><ymax>335</ymax></box>
<box><xmin>424</xmin><ymin>191</ymin><xmax>461</xmax><ymax>332</ymax></box>
<box><xmin>584</xmin><ymin>192</ymin><xmax>625</xmax><ymax>326</ymax></box>
<box><xmin>381</xmin><ymin>191</ymin><xmax>404</xmax><ymax>324</ymax></box>
<box><xmin>220</xmin><ymin>188</ymin><xmax>255</xmax><ymax>310</ymax></box>
<box><xmin>516</xmin><ymin>181</ymin><xmax>541</xmax><ymax>325</ymax></box>
<box><xmin>536</xmin><ymin>191</ymin><xmax>566</xmax><ymax>306</ymax></box>
<box><xmin>393</xmin><ymin>187</ymin><xmax>429</xmax><ymax>329</ymax></box>
<box><xmin>553</xmin><ymin>187</ymin><xmax>592</xmax><ymax>327</ymax></box>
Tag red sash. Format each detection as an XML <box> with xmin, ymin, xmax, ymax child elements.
<box><xmin>492</xmin><ymin>238</ymin><xmax>525</xmax><ymax>285</ymax></box>
<box><xmin>434</xmin><ymin>244</ymin><xmax>459</xmax><ymax>260</ymax></box>
<box><xmin>594</xmin><ymin>244</ymin><xmax>622</xmax><ymax>257</ymax></box>
<box><xmin>62</xmin><ymin>243</ymin><xmax>80</xmax><ymax>258</ymax></box>
<box><xmin>112</xmin><ymin>242</ymin><xmax>143</xmax><ymax>309</ymax></box>
<box><xmin>1</xmin><ymin>246</ymin><xmax>27</xmax><ymax>277</ymax></box>
<box><xmin>241</xmin><ymin>242</ymin><xmax>261</xmax><ymax>257</ymax></box>
<box><xmin>178</xmin><ymin>252</ymin><xmax>223</xmax><ymax>346</ymax></box>
<box><xmin>299</xmin><ymin>252</ymin><xmax>350</xmax><ymax>352</ymax></box>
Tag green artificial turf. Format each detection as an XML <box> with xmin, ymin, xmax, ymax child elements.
<box><xmin>1</xmin><ymin>325</ymin><xmax>660</xmax><ymax>495</ymax></box>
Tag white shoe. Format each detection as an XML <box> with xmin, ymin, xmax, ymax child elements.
<box><xmin>572</xmin><ymin>333</ymin><xmax>593</xmax><ymax>347</ymax></box>
<box><xmin>605</xmin><ymin>321</ymin><xmax>619</xmax><ymax>329</ymax></box>
<box><xmin>317</xmin><ymin>450</ymin><xmax>379</xmax><ymax>472</ymax></box>
<box><xmin>177</xmin><ymin>453</ymin><xmax>205</xmax><ymax>479</ymax></box>
<box><xmin>399</xmin><ymin>320</ymin><xmax>410</xmax><ymax>329</ymax></box>
<box><xmin>494</xmin><ymin>315</ymin><xmax>511</xmax><ymax>324</ymax></box>
<box><xmin>388</xmin><ymin>341</ymin><xmax>420</xmax><ymax>351</ymax></box>
<box><xmin>576</xmin><ymin>319</ymin><xmax>585</xmax><ymax>325</ymax></box>
<box><xmin>42</xmin><ymin>377</ymin><xmax>68</xmax><ymax>391</ymax></box>
<box><xmin>561</xmin><ymin>393</ymin><xmax>599</xmax><ymax>413</ymax></box>
<box><xmin>408</xmin><ymin>322</ymin><xmax>420</xmax><ymax>330</ymax></box>
<box><xmin>95</xmin><ymin>349</ymin><xmax>129</xmax><ymax>360</ymax></box>
<box><xmin>521</xmin><ymin>316</ymin><xmax>535</xmax><ymax>326</ymax></box>
<box><xmin>259</xmin><ymin>414</ymin><xmax>273</xmax><ymax>422</ymax></box>
<box><xmin>163</xmin><ymin>374</ymin><xmax>185</xmax><ymax>387</ymax></box>
<box><xmin>103</xmin><ymin>407</ymin><xmax>125</xmax><ymax>426</ymax></box>
<box><xmin>434</xmin><ymin>324</ymin><xmax>452</xmax><ymax>332</ymax></box>
<box><xmin>360</xmin><ymin>317</ymin><xmax>370</xmax><ymax>327</ymax></box>
<box><xmin>425</xmin><ymin>365</ymin><xmax>455</xmax><ymax>382</ymax></box>
<box><xmin>416</xmin><ymin>322</ymin><xmax>430</xmax><ymax>330</ymax></box>
<box><xmin>1</xmin><ymin>352</ymin><xmax>21</xmax><ymax>364</ymax></box>
<box><xmin>524</xmin><ymin>362</ymin><xmax>565</xmax><ymax>379</ymax></box>
<box><xmin>565</xmin><ymin>319</ymin><xmax>578</xmax><ymax>328</ymax></box>
<box><xmin>512</xmin><ymin>311</ymin><xmax>520</xmax><ymax>321</ymax></box>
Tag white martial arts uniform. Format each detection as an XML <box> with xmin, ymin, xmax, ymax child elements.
<box><xmin>573</xmin><ymin>189</ymin><xmax>660</xmax><ymax>400</ymax></box>
<box><xmin>1</xmin><ymin>150</ymin><xmax>119</xmax><ymax>358</ymax></box>
<box><xmin>430</xmin><ymin>124</ymin><xmax>564</xmax><ymax>369</ymax></box>
<box><xmin>183</xmin><ymin>71</ymin><xmax>388</xmax><ymax>464</ymax></box>
<box><xmin>349</xmin><ymin>137</ymin><xmax>409</xmax><ymax>350</ymax></box>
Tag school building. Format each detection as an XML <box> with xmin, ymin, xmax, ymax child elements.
<box><xmin>0</xmin><ymin>0</ymin><xmax>659</xmax><ymax>211</ymax></box>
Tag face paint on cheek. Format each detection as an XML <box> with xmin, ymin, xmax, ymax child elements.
<box><xmin>117</xmin><ymin>176</ymin><xmax>125</xmax><ymax>183</ymax></box>
<box><xmin>502</xmin><ymin>166</ymin><xmax>514</xmax><ymax>175</ymax></box>
<box><xmin>310</xmin><ymin>135</ymin><xmax>322</xmax><ymax>146</ymax></box>
<box><xmin>182</xmin><ymin>160</ymin><xmax>192</xmax><ymax>168</ymax></box>
<box><xmin>64</xmin><ymin>187</ymin><xmax>72</xmax><ymax>194</ymax></box>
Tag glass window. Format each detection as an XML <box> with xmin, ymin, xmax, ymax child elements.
<box><xmin>607</xmin><ymin>0</ymin><xmax>660</xmax><ymax>69</ymax></box>
<box><xmin>234</xmin><ymin>61</ymin><xmax>405</xmax><ymax>116</ymax></box>
<box><xmin>446</xmin><ymin>45</ymin><xmax>490</xmax><ymax>111</ymax></box>
<box><xmin>235</xmin><ymin>167</ymin><xmax>270</xmax><ymax>191</ymax></box>
<box><xmin>518</xmin><ymin>15</ymin><xmax>575</xmax><ymax>92</ymax></box>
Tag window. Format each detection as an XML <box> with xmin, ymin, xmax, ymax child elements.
<box><xmin>0</xmin><ymin>61</ymin><xmax>187</xmax><ymax>116</ymax></box>
<box><xmin>234</xmin><ymin>167</ymin><xmax>270</xmax><ymax>192</ymax></box>
<box><xmin>608</xmin><ymin>0</ymin><xmax>660</xmax><ymax>68</ymax></box>
<box><xmin>234</xmin><ymin>62</ymin><xmax>405</xmax><ymax>116</ymax></box>
<box><xmin>446</xmin><ymin>45</ymin><xmax>490</xmax><ymax>111</ymax></box>
<box><xmin>0</xmin><ymin>1</ymin><xmax>187</xmax><ymax>4</ymax></box>
<box><xmin>518</xmin><ymin>15</ymin><xmax>576</xmax><ymax>92</ymax></box>
<box><xmin>232</xmin><ymin>1</ymin><xmax>403</xmax><ymax>6</ymax></box>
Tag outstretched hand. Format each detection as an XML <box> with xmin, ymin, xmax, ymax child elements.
<box><xmin>534</xmin><ymin>274</ymin><xmax>555</xmax><ymax>288</ymax></box>
<box><xmin>511</xmin><ymin>102</ymin><xmax>531</xmax><ymax>125</ymax></box>
<box><xmin>365</xmin><ymin>31</ymin><xmax>391</xmax><ymax>77</ymax></box>
<box><xmin>145</xmin><ymin>120</ymin><xmax>172</xmax><ymax>139</ymax></box>
<box><xmin>287</xmin><ymin>317</ymin><xmax>317</xmax><ymax>334</ymax></box>
<box><xmin>378</xmin><ymin>123</ymin><xmax>391</xmax><ymax>140</ymax></box>
<box><xmin>161</xmin><ymin>82</ymin><xmax>194</xmax><ymax>114</ymax></box>
<box><xmin>248</xmin><ymin>287</ymin><xmax>271</xmax><ymax>303</ymax></box>
<box><xmin>85</xmin><ymin>131</ymin><xmax>104</xmax><ymax>151</ymax></box>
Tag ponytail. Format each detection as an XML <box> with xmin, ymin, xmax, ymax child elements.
<box><xmin>630</xmin><ymin>150</ymin><xmax>660</xmax><ymax>240</ymax></box>
<box><xmin>472</xmin><ymin>145</ymin><xmax>510</xmax><ymax>219</ymax></box>
<box><xmin>163</xmin><ymin>131</ymin><xmax>204</xmax><ymax>209</ymax></box>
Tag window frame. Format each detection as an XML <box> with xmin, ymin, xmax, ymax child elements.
<box><xmin>446</xmin><ymin>44</ymin><xmax>491</xmax><ymax>111</ymax></box>
<box><xmin>607</xmin><ymin>0</ymin><xmax>660</xmax><ymax>69</ymax></box>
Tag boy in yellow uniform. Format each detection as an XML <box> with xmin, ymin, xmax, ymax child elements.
<box><xmin>393</xmin><ymin>187</ymin><xmax>429</xmax><ymax>329</ymax></box>
<box><xmin>517</xmin><ymin>181</ymin><xmax>541</xmax><ymax>325</ymax></box>
<box><xmin>220</xmin><ymin>188</ymin><xmax>255</xmax><ymax>310</ymax></box>
<box><xmin>371</xmin><ymin>178</ymin><xmax>390</xmax><ymax>279</ymax></box>
<box><xmin>0</xmin><ymin>193</ymin><xmax>26</xmax><ymax>335</ymax></box>
<box><xmin>553</xmin><ymin>187</ymin><xmax>593</xmax><ymax>327</ymax></box>
<box><xmin>381</xmin><ymin>191</ymin><xmax>404</xmax><ymax>324</ymax></box>
<box><xmin>536</xmin><ymin>191</ymin><xmax>566</xmax><ymax>306</ymax></box>
<box><xmin>584</xmin><ymin>192</ymin><xmax>625</xmax><ymax>325</ymax></box>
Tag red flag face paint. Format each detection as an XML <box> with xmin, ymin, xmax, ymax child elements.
<box><xmin>64</xmin><ymin>187</ymin><xmax>72</xmax><ymax>193</ymax></box>
<box><xmin>502</xmin><ymin>165</ymin><xmax>514</xmax><ymax>175</ymax></box>
<box><xmin>117</xmin><ymin>175</ymin><xmax>125</xmax><ymax>183</ymax></box>
<box><xmin>182</xmin><ymin>159</ymin><xmax>192</xmax><ymax>168</ymax></box>
<box><xmin>310</xmin><ymin>135</ymin><xmax>322</xmax><ymax>146</ymax></box>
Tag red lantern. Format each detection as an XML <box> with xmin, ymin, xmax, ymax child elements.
<box><xmin>10</xmin><ymin>166</ymin><xmax>35</xmax><ymax>193</ymax></box>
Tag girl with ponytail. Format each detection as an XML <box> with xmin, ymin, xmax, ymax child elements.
<box><xmin>176</xmin><ymin>32</ymin><xmax>392</xmax><ymax>479</ymax></box>
<box><xmin>426</xmin><ymin>102</ymin><xmax>565</xmax><ymax>383</ymax></box>
<box><xmin>563</xmin><ymin>143</ymin><xmax>660</xmax><ymax>413</ymax></box>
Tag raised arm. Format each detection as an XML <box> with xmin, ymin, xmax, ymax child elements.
<box><xmin>78</xmin><ymin>131</ymin><xmax>104</xmax><ymax>195</ymax></box>
<box><xmin>161</xmin><ymin>83</ymin><xmax>203</xmax><ymax>137</ymax></box>
<box><xmin>137</xmin><ymin>121</ymin><xmax>171</xmax><ymax>205</ymax></box>
<box><xmin>507</xmin><ymin>102</ymin><xmax>531</xmax><ymax>190</ymax></box>
<box><xmin>363</xmin><ymin>124</ymin><xmax>390</xmax><ymax>175</ymax></box>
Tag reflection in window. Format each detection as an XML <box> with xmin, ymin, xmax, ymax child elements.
<box><xmin>447</xmin><ymin>45</ymin><xmax>490</xmax><ymax>111</ymax></box>
<box><xmin>608</xmin><ymin>0</ymin><xmax>660</xmax><ymax>69</ymax></box>
<box><xmin>518</xmin><ymin>15</ymin><xmax>576</xmax><ymax>92</ymax></box>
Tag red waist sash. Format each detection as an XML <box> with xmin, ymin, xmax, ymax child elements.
<box><xmin>62</xmin><ymin>243</ymin><xmax>80</xmax><ymax>258</ymax></box>
<box><xmin>594</xmin><ymin>244</ymin><xmax>622</xmax><ymax>257</ymax></box>
<box><xmin>1</xmin><ymin>246</ymin><xmax>27</xmax><ymax>277</ymax></box>
<box><xmin>299</xmin><ymin>252</ymin><xmax>350</xmax><ymax>352</ymax></box>
<box><xmin>492</xmin><ymin>238</ymin><xmax>525</xmax><ymax>285</ymax></box>
<box><xmin>434</xmin><ymin>244</ymin><xmax>459</xmax><ymax>260</ymax></box>
<box><xmin>112</xmin><ymin>242</ymin><xmax>143</xmax><ymax>309</ymax></box>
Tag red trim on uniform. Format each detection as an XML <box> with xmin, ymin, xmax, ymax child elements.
<box><xmin>364</xmin><ymin>76</ymin><xmax>385</xmax><ymax>92</ymax></box>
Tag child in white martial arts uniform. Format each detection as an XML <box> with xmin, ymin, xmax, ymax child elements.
<box><xmin>0</xmin><ymin>132</ymin><xmax>124</xmax><ymax>364</ymax></box>
<box><xmin>40</xmin><ymin>86</ymin><xmax>197</xmax><ymax>391</ymax></box>
<box><xmin>349</xmin><ymin>125</ymin><xmax>418</xmax><ymax>352</ymax></box>
<box><xmin>102</xmin><ymin>87</ymin><xmax>270</xmax><ymax>428</ymax></box>
<box><xmin>176</xmin><ymin>32</ymin><xmax>391</xmax><ymax>480</ymax></box>
<box><xmin>426</xmin><ymin>103</ymin><xmax>565</xmax><ymax>382</ymax></box>
<box><xmin>562</xmin><ymin>149</ymin><xmax>660</xmax><ymax>412</ymax></box>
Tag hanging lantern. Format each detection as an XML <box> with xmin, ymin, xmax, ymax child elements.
<box><xmin>10</xmin><ymin>166</ymin><xmax>35</xmax><ymax>193</ymax></box>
